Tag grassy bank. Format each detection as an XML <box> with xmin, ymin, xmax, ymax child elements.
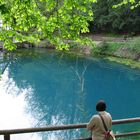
<box><xmin>105</xmin><ymin>56</ymin><xmax>140</xmax><ymax>69</ymax></box>
<box><xmin>91</xmin><ymin>36</ymin><xmax>140</xmax><ymax>69</ymax></box>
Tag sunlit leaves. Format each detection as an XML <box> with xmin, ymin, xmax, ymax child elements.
<box><xmin>4</xmin><ymin>40</ymin><xmax>17</xmax><ymax>51</ymax></box>
<box><xmin>113</xmin><ymin>0</ymin><xmax>140</xmax><ymax>9</ymax></box>
<box><xmin>0</xmin><ymin>0</ymin><xmax>96</xmax><ymax>50</ymax></box>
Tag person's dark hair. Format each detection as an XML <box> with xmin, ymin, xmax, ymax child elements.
<box><xmin>96</xmin><ymin>100</ymin><xmax>106</xmax><ymax>111</ymax></box>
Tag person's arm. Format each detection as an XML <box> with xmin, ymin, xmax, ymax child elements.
<box><xmin>110</xmin><ymin>115</ymin><xmax>112</xmax><ymax>128</ymax></box>
<box><xmin>87</xmin><ymin>115</ymin><xmax>96</xmax><ymax>130</ymax></box>
<box><xmin>108</xmin><ymin>113</ymin><xmax>112</xmax><ymax>129</ymax></box>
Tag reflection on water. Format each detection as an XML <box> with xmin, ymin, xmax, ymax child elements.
<box><xmin>0</xmin><ymin>49</ymin><xmax>140</xmax><ymax>140</ymax></box>
<box><xmin>0</xmin><ymin>69</ymin><xmax>42</xmax><ymax>140</ymax></box>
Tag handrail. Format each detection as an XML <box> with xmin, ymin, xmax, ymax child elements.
<box><xmin>75</xmin><ymin>132</ymin><xmax>140</xmax><ymax>140</ymax></box>
<box><xmin>112</xmin><ymin>117</ymin><xmax>140</xmax><ymax>125</ymax></box>
<box><xmin>0</xmin><ymin>117</ymin><xmax>140</xmax><ymax>140</ymax></box>
<box><xmin>115</xmin><ymin>131</ymin><xmax>140</xmax><ymax>138</ymax></box>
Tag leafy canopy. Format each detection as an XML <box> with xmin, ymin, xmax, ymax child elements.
<box><xmin>91</xmin><ymin>0</ymin><xmax>140</xmax><ymax>34</ymax></box>
<box><xmin>113</xmin><ymin>0</ymin><xmax>140</xmax><ymax>9</ymax></box>
<box><xmin>0</xmin><ymin>0</ymin><xmax>96</xmax><ymax>50</ymax></box>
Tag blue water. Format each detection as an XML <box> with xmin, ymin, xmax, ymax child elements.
<box><xmin>0</xmin><ymin>49</ymin><xmax>140</xmax><ymax>140</ymax></box>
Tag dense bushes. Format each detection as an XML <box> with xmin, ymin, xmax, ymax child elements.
<box><xmin>89</xmin><ymin>0</ymin><xmax>140</xmax><ymax>34</ymax></box>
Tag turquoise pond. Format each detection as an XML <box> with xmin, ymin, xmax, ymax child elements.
<box><xmin>0</xmin><ymin>49</ymin><xmax>140</xmax><ymax>140</ymax></box>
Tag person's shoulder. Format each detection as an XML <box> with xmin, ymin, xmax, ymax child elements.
<box><xmin>105</xmin><ymin>111</ymin><xmax>112</xmax><ymax>118</ymax></box>
<box><xmin>105</xmin><ymin>111</ymin><xmax>111</xmax><ymax>115</ymax></box>
<box><xmin>93</xmin><ymin>114</ymin><xmax>100</xmax><ymax>119</ymax></box>
<box><xmin>89</xmin><ymin>114</ymin><xmax>100</xmax><ymax>123</ymax></box>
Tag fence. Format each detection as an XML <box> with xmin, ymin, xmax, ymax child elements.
<box><xmin>0</xmin><ymin>117</ymin><xmax>140</xmax><ymax>140</ymax></box>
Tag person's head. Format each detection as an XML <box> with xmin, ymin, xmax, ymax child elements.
<box><xmin>96</xmin><ymin>100</ymin><xmax>106</xmax><ymax>111</ymax></box>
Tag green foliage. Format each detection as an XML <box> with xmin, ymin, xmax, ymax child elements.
<box><xmin>0</xmin><ymin>0</ymin><xmax>97</xmax><ymax>50</ymax></box>
<box><xmin>92</xmin><ymin>41</ymin><xmax>125</xmax><ymax>55</ymax></box>
<box><xmin>125</xmin><ymin>37</ymin><xmax>140</xmax><ymax>52</ymax></box>
<box><xmin>90</xmin><ymin>0</ymin><xmax>140</xmax><ymax>34</ymax></box>
<box><xmin>113</xmin><ymin>0</ymin><xmax>140</xmax><ymax>9</ymax></box>
<box><xmin>93</xmin><ymin>41</ymin><xmax>108</xmax><ymax>55</ymax></box>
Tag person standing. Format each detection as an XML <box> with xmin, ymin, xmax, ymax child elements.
<box><xmin>87</xmin><ymin>100</ymin><xmax>114</xmax><ymax>140</ymax></box>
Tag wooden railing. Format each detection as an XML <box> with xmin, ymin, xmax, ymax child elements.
<box><xmin>0</xmin><ymin>117</ymin><xmax>140</xmax><ymax>140</ymax></box>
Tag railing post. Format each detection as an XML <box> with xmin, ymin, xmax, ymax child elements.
<box><xmin>4</xmin><ymin>134</ymin><xmax>10</xmax><ymax>140</ymax></box>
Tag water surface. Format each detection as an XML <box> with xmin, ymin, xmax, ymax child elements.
<box><xmin>0</xmin><ymin>49</ymin><xmax>140</xmax><ymax>140</ymax></box>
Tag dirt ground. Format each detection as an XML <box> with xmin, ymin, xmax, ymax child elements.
<box><xmin>83</xmin><ymin>33</ymin><xmax>132</xmax><ymax>42</ymax></box>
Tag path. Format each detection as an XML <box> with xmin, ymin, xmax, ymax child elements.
<box><xmin>84</xmin><ymin>33</ymin><xmax>132</xmax><ymax>42</ymax></box>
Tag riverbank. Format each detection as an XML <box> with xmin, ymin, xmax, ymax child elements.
<box><xmin>0</xmin><ymin>34</ymin><xmax>140</xmax><ymax>69</ymax></box>
<box><xmin>87</xmin><ymin>34</ymin><xmax>140</xmax><ymax>69</ymax></box>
